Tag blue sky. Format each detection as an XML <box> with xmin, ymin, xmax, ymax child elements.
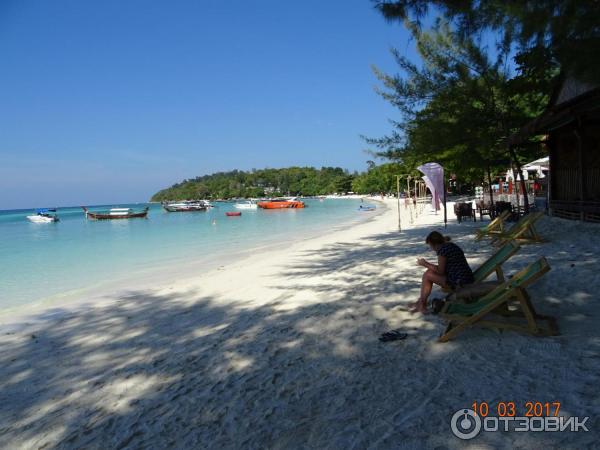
<box><xmin>0</xmin><ymin>0</ymin><xmax>418</xmax><ymax>208</ymax></box>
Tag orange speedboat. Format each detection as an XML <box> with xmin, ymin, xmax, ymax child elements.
<box><xmin>257</xmin><ymin>198</ymin><xmax>305</xmax><ymax>209</ymax></box>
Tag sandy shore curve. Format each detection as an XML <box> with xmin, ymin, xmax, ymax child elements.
<box><xmin>1</xmin><ymin>198</ymin><xmax>598</xmax><ymax>449</ymax></box>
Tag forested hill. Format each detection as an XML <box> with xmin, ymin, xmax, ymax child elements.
<box><xmin>150</xmin><ymin>167</ymin><xmax>356</xmax><ymax>201</ymax></box>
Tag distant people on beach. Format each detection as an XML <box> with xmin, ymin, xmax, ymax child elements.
<box><xmin>411</xmin><ymin>231</ymin><xmax>474</xmax><ymax>314</ymax></box>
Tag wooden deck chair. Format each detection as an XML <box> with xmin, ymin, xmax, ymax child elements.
<box><xmin>439</xmin><ymin>257</ymin><xmax>558</xmax><ymax>342</ymax></box>
<box><xmin>472</xmin><ymin>240</ymin><xmax>521</xmax><ymax>283</ymax></box>
<box><xmin>475</xmin><ymin>210</ymin><xmax>511</xmax><ymax>240</ymax></box>
<box><xmin>491</xmin><ymin>211</ymin><xmax>545</xmax><ymax>245</ymax></box>
<box><xmin>441</xmin><ymin>241</ymin><xmax>521</xmax><ymax>295</ymax></box>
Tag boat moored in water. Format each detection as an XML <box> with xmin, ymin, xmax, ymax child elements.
<box><xmin>82</xmin><ymin>206</ymin><xmax>149</xmax><ymax>220</ymax></box>
<box><xmin>257</xmin><ymin>198</ymin><xmax>305</xmax><ymax>209</ymax></box>
<box><xmin>234</xmin><ymin>200</ymin><xmax>258</xmax><ymax>210</ymax></box>
<box><xmin>27</xmin><ymin>208</ymin><xmax>60</xmax><ymax>223</ymax></box>
<box><xmin>358</xmin><ymin>204</ymin><xmax>376</xmax><ymax>211</ymax></box>
<box><xmin>162</xmin><ymin>201</ymin><xmax>207</xmax><ymax>212</ymax></box>
<box><xmin>226</xmin><ymin>211</ymin><xmax>242</xmax><ymax>216</ymax></box>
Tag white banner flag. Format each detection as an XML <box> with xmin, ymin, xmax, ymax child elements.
<box><xmin>417</xmin><ymin>162</ymin><xmax>445</xmax><ymax>211</ymax></box>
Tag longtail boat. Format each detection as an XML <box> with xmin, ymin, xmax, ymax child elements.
<box><xmin>82</xmin><ymin>206</ymin><xmax>149</xmax><ymax>220</ymax></box>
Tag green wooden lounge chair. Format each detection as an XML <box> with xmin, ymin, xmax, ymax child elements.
<box><xmin>491</xmin><ymin>211</ymin><xmax>545</xmax><ymax>245</ymax></box>
<box><xmin>441</xmin><ymin>241</ymin><xmax>521</xmax><ymax>296</ymax></box>
<box><xmin>472</xmin><ymin>240</ymin><xmax>521</xmax><ymax>283</ymax></box>
<box><xmin>475</xmin><ymin>210</ymin><xmax>511</xmax><ymax>241</ymax></box>
<box><xmin>439</xmin><ymin>257</ymin><xmax>558</xmax><ymax>342</ymax></box>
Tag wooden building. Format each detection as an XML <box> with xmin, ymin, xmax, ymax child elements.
<box><xmin>510</xmin><ymin>76</ymin><xmax>600</xmax><ymax>222</ymax></box>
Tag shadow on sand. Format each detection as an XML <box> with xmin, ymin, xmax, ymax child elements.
<box><xmin>0</xmin><ymin>217</ymin><xmax>598</xmax><ymax>449</ymax></box>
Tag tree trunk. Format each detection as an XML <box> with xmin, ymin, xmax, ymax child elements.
<box><xmin>486</xmin><ymin>165</ymin><xmax>494</xmax><ymax>206</ymax></box>
<box><xmin>509</xmin><ymin>147</ymin><xmax>529</xmax><ymax>214</ymax></box>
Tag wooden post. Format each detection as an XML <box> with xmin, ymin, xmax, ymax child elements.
<box><xmin>417</xmin><ymin>180</ymin><xmax>421</xmax><ymax>215</ymax></box>
<box><xmin>407</xmin><ymin>176</ymin><xmax>413</xmax><ymax>224</ymax></box>
<box><xmin>396</xmin><ymin>175</ymin><xmax>401</xmax><ymax>231</ymax></box>
<box><xmin>420</xmin><ymin>181</ymin><xmax>423</xmax><ymax>213</ymax></box>
<box><xmin>422</xmin><ymin>181</ymin><xmax>426</xmax><ymax>214</ymax></box>
<box><xmin>414</xmin><ymin>179</ymin><xmax>418</xmax><ymax>215</ymax></box>
<box><xmin>443</xmin><ymin>177</ymin><xmax>447</xmax><ymax>228</ymax></box>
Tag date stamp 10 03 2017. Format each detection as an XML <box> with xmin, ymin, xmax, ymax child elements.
<box><xmin>450</xmin><ymin>402</ymin><xmax>590</xmax><ymax>440</ymax></box>
<box><xmin>470</xmin><ymin>401</ymin><xmax>561</xmax><ymax>418</ymax></box>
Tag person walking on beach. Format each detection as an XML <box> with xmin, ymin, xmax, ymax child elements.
<box><xmin>411</xmin><ymin>231</ymin><xmax>474</xmax><ymax>313</ymax></box>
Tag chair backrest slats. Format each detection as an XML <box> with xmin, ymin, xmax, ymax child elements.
<box><xmin>479</xmin><ymin>210</ymin><xmax>509</xmax><ymax>233</ymax></box>
<box><xmin>504</xmin><ymin>212</ymin><xmax>544</xmax><ymax>237</ymax></box>
<box><xmin>472</xmin><ymin>241</ymin><xmax>520</xmax><ymax>282</ymax></box>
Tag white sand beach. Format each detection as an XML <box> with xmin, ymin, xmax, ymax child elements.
<box><xmin>1</xmin><ymin>200</ymin><xmax>599</xmax><ymax>449</ymax></box>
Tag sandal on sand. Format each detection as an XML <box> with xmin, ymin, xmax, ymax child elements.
<box><xmin>379</xmin><ymin>329</ymin><xmax>408</xmax><ymax>342</ymax></box>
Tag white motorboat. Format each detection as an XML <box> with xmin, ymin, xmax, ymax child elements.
<box><xmin>27</xmin><ymin>208</ymin><xmax>59</xmax><ymax>223</ymax></box>
<box><xmin>234</xmin><ymin>200</ymin><xmax>258</xmax><ymax>210</ymax></box>
<box><xmin>162</xmin><ymin>201</ymin><xmax>207</xmax><ymax>212</ymax></box>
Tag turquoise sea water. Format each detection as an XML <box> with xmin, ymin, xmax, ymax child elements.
<box><xmin>0</xmin><ymin>199</ymin><xmax>370</xmax><ymax>309</ymax></box>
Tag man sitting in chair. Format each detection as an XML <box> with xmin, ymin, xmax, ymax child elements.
<box><xmin>411</xmin><ymin>231</ymin><xmax>474</xmax><ymax>313</ymax></box>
